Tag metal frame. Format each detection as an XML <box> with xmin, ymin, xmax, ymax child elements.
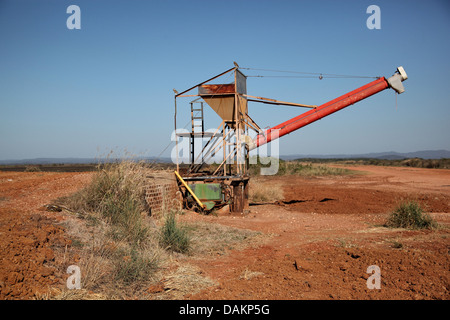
<box><xmin>173</xmin><ymin>64</ymin><xmax>319</xmax><ymax>213</ymax></box>
<box><xmin>172</xmin><ymin>64</ymin><xmax>407</xmax><ymax>213</ymax></box>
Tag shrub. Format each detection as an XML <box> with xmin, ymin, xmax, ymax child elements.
<box><xmin>385</xmin><ymin>201</ymin><xmax>437</xmax><ymax>230</ymax></box>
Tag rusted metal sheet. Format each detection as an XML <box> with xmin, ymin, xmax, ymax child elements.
<box><xmin>199</xmin><ymin>84</ymin><xmax>236</xmax><ymax>95</ymax></box>
<box><xmin>230</xmin><ymin>179</ymin><xmax>249</xmax><ymax>213</ymax></box>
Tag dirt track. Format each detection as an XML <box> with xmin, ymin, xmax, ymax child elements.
<box><xmin>0</xmin><ymin>166</ymin><xmax>449</xmax><ymax>299</ymax></box>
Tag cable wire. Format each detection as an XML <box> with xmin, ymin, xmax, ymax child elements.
<box><xmin>241</xmin><ymin>66</ymin><xmax>379</xmax><ymax>79</ymax></box>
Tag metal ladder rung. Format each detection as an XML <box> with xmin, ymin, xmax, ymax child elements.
<box><xmin>189</xmin><ymin>102</ymin><xmax>205</xmax><ymax>166</ymax></box>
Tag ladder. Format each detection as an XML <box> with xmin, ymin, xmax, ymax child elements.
<box><xmin>190</xmin><ymin>101</ymin><xmax>205</xmax><ymax>164</ymax></box>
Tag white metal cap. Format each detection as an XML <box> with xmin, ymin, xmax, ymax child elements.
<box><xmin>397</xmin><ymin>66</ymin><xmax>408</xmax><ymax>81</ymax></box>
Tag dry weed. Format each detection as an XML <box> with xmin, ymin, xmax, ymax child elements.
<box><xmin>249</xmin><ymin>178</ymin><xmax>284</xmax><ymax>203</ymax></box>
<box><xmin>156</xmin><ymin>263</ymin><xmax>217</xmax><ymax>299</ymax></box>
<box><xmin>239</xmin><ymin>267</ymin><xmax>264</xmax><ymax>280</ymax></box>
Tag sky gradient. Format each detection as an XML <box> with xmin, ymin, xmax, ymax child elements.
<box><xmin>1</xmin><ymin>0</ymin><xmax>449</xmax><ymax>161</ymax></box>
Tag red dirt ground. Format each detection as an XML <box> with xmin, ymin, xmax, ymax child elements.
<box><xmin>0</xmin><ymin>166</ymin><xmax>448</xmax><ymax>299</ymax></box>
<box><xmin>0</xmin><ymin>172</ymin><xmax>92</xmax><ymax>299</ymax></box>
<box><xmin>182</xmin><ymin>166</ymin><xmax>450</xmax><ymax>300</ymax></box>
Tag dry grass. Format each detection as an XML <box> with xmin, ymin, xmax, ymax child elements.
<box><xmin>239</xmin><ymin>267</ymin><xmax>264</xmax><ymax>280</ymax></box>
<box><xmin>278</xmin><ymin>161</ymin><xmax>356</xmax><ymax>176</ymax></box>
<box><xmin>69</xmin><ymin>160</ymin><xmax>150</xmax><ymax>244</ymax></box>
<box><xmin>187</xmin><ymin>221</ymin><xmax>264</xmax><ymax>256</ymax></box>
<box><xmin>24</xmin><ymin>165</ymin><xmax>41</xmax><ymax>172</ymax></box>
<box><xmin>51</xmin><ymin>209</ymin><xmax>166</xmax><ymax>299</ymax></box>
<box><xmin>154</xmin><ymin>263</ymin><xmax>217</xmax><ymax>299</ymax></box>
<box><xmin>248</xmin><ymin>157</ymin><xmax>357</xmax><ymax>177</ymax></box>
<box><xmin>37</xmin><ymin>288</ymin><xmax>110</xmax><ymax>300</ymax></box>
<box><xmin>159</xmin><ymin>211</ymin><xmax>191</xmax><ymax>254</ymax></box>
<box><xmin>50</xmin><ymin>159</ymin><xmax>170</xmax><ymax>298</ymax></box>
<box><xmin>249</xmin><ymin>178</ymin><xmax>284</xmax><ymax>203</ymax></box>
<box><xmin>151</xmin><ymin>222</ymin><xmax>265</xmax><ymax>299</ymax></box>
<box><xmin>49</xmin><ymin>158</ymin><xmax>266</xmax><ymax>299</ymax></box>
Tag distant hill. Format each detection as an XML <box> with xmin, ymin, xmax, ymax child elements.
<box><xmin>281</xmin><ymin>150</ymin><xmax>450</xmax><ymax>161</ymax></box>
<box><xmin>0</xmin><ymin>156</ymin><xmax>173</xmax><ymax>165</ymax></box>
<box><xmin>1</xmin><ymin>150</ymin><xmax>449</xmax><ymax>165</ymax></box>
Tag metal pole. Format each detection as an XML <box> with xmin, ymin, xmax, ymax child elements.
<box><xmin>174</xmin><ymin>96</ymin><xmax>179</xmax><ymax>173</ymax></box>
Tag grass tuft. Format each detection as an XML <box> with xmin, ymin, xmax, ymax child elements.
<box><xmin>159</xmin><ymin>211</ymin><xmax>191</xmax><ymax>254</ymax></box>
<box><xmin>113</xmin><ymin>245</ymin><xmax>160</xmax><ymax>284</ymax></box>
<box><xmin>385</xmin><ymin>201</ymin><xmax>438</xmax><ymax>230</ymax></box>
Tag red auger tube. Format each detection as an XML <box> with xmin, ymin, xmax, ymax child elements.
<box><xmin>254</xmin><ymin>76</ymin><xmax>389</xmax><ymax>148</ymax></box>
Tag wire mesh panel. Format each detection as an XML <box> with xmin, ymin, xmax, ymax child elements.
<box><xmin>144</xmin><ymin>171</ymin><xmax>180</xmax><ymax>216</ymax></box>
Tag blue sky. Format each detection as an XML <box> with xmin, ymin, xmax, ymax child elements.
<box><xmin>0</xmin><ymin>0</ymin><xmax>449</xmax><ymax>160</ymax></box>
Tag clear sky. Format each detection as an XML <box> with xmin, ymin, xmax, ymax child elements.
<box><xmin>1</xmin><ymin>0</ymin><xmax>449</xmax><ymax>160</ymax></box>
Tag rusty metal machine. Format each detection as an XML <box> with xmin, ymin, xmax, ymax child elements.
<box><xmin>173</xmin><ymin>63</ymin><xmax>407</xmax><ymax>213</ymax></box>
